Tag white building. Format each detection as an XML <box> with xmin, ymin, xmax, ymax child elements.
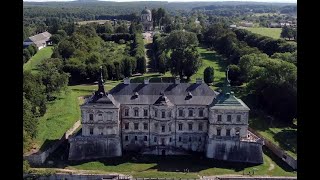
<box><xmin>141</xmin><ymin>7</ymin><xmax>153</xmax><ymax>32</ymax></box>
<box><xmin>69</xmin><ymin>69</ymin><xmax>264</xmax><ymax>164</ymax></box>
<box><xmin>23</xmin><ymin>31</ymin><xmax>52</xmax><ymax>50</ymax></box>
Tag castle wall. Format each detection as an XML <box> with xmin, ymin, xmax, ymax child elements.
<box><xmin>206</xmin><ymin>138</ymin><xmax>263</xmax><ymax>164</ymax></box>
<box><xmin>68</xmin><ymin>136</ymin><xmax>122</xmax><ymax>160</ymax></box>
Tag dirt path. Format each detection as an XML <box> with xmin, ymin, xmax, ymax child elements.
<box><xmin>142</xmin><ymin>32</ymin><xmax>153</xmax><ymax>73</ymax></box>
<box><xmin>266</xmin><ymin>157</ymin><xmax>275</xmax><ymax>171</ymax></box>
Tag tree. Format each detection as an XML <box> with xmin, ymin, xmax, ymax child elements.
<box><xmin>158</xmin><ymin>52</ymin><xmax>167</xmax><ymax>74</ymax></box>
<box><xmin>165</xmin><ymin>30</ymin><xmax>199</xmax><ymax>50</ymax></box>
<box><xmin>115</xmin><ymin>23</ymin><xmax>129</xmax><ymax>33</ymax></box>
<box><xmin>281</xmin><ymin>26</ymin><xmax>294</xmax><ymax>40</ymax></box>
<box><xmin>23</xmin><ymin>49</ymin><xmax>31</xmax><ymax>63</ymax></box>
<box><xmin>58</xmin><ymin>40</ymin><xmax>76</xmax><ymax>59</ymax></box>
<box><xmin>27</xmin><ymin>45</ymin><xmax>35</xmax><ymax>56</ymax></box>
<box><xmin>122</xmin><ymin>56</ymin><xmax>134</xmax><ymax>77</ymax></box>
<box><xmin>38</xmin><ymin>58</ymin><xmax>69</xmax><ymax>100</ymax></box>
<box><xmin>168</xmin><ymin>47</ymin><xmax>201</xmax><ymax>80</ymax></box>
<box><xmin>228</xmin><ymin>65</ymin><xmax>243</xmax><ymax>86</ymax></box>
<box><xmin>204</xmin><ymin>67</ymin><xmax>214</xmax><ymax>84</ymax></box>
<box><xmin>23</xmin><ymin>71</ymin><xmax>47</xmax><ymax>116</ymax></box>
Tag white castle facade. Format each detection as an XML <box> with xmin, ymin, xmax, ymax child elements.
<box><xmin>69</xmin><ymin>71</ymin><xmax>264</xmax><ymax>164</ymax></box>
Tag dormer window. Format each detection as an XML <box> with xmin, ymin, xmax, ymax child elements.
<box><xmin>133</xmin><ymin>92</ymin><xmax>139</xmax><ymax>98</ymax></box>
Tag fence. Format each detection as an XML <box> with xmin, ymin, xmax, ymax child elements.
<box><xmin>248</xmin><ymin>127</ymin><xmax>297</xmax><ymax>170</ymax></box>
<box><xmin>24</xmin><ymin>120</ymin><xmax>81</xmax><ymax>165</ymax></box>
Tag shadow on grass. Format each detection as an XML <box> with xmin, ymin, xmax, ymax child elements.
<box><xmin>43</xmin><ymin>147</ymin><xmax>258</xmax><ymax>173</ymax></box>
<box><xmin>262</xmin><ymin>147</ymin><xmax>295</xmax><ymax>172</ymax></box>
<box><xmin>274</xmin><ymin>130</ymin><xmax>297</xmax><ymax>155</ymax></box>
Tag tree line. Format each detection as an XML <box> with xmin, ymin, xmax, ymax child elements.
<box><xmin>23</xmin><ymin>59</ymin><xmax>69</xmax><ymax>153</ymax></box>
<box><xmin>201</xmin><ymin>23</ymin><xmax>296</xmax><ymax>123</ymax></box>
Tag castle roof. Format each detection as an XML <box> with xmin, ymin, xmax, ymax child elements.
<box><xmin>109</xmin><ymin>82</ymin><xmax>216</xmax><ymax>105</ymax></box>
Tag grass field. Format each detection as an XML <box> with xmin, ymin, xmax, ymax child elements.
<box><xmin>249</xmin><ymin>114</ymin><xmax>297</xmax><ymax>159</ymax></box>
<box><xmin>192</xmin><ymin>46</ymin><xmax>227</xmax><ymax>88</ymax></box>
<box><xmin>246</xmin><ymin>28</ymin><xmax>282</xmax><ymax>39</ymax></box>
<box><xmin>23</xmin><ymin>46</ymin><xmax>54</xmax><ymax>72</ymax></box>
<box><xmin>35</xmin><ymin>88</ymin><xmax>81</xmax><ymax>150</ymax></box>
<box><xmin>67</xmin><ymin>149</ymin><xmax>296</xmax><ymax>178</ymax></box>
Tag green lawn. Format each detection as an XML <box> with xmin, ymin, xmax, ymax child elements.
<box><xmin>193</xmin><ymin>46</ymin><xmax>228</xmax><ymax>89</ymax></box>
<box><xmin>249</xmin><ymin>113</ymin><xmax>297</xmax><ymax>159</ymax></box>
<box><xmin>36</xmin><ymin>88</ymin><xmax>81</xmax><ymax>150</ymax></box>
<box><xmin>23</xmin><ymin>46</ymin><xmax>54</xmax><ymax>72</ymax></box>
<box><xmin>246</xmin><ymin>28</ymin><xmax>282</xmax><ymax>39</ymax></box>
<box><xmin>67</xmin><ymin>150</ymin><xmax>296</xmax><ymax>178</ymax></box>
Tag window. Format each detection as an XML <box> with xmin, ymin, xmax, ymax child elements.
<box><xmin>169</xmin><ymin>111</ymin><xmax>172</xmax><ymax>117</ymax></box>
<box><xmin>189</xmin><ymin>137</ymin><xmax>192</xmax><ymax>142</ymax></box>
<box><xmin>189</xmin><ymin>109</ymin><xmax>193</xmax><ymax>117</ymax></box>
<box><xmin>89</xmin><ymin>128</ymin><xmax>93</xmax><ymax>135</ymax></box>
<box><xmin>143</xmin><ymin>123</ymin><xmax>148</xmax><ymax>130</ymax></box>
<box><xmin>125</xmin><ymin>109</ymin><xmax>129</xmax><ymax>116</ymax></box>
<box><xmin>217</xmin><ymin>129</ymin><xmax>221</xmax><ymax>136</ymax></box>
<box><xmin>134</xmin><ymin>123</ymin><xmax>139</xmax><ymax>130</ymax></box>
<box><xmin>135</xmin><ymin>136</ymin><xmax>137</xmax><ymax>141</ymax></box>
<box><xmin>144</xmin><ymin>136</ymin><xmax>148</xmax><ymax>141</ymax></box>
<box><xmin>134</xmin><ymin>109</ymin><xmax>139</xmax><ymax>117</ymax></box>
<box><xmin>188</xmin><ymin>123</ymin><xmax>193</xmax><ymax>131</ymax></box>
<box><xmin>106</xmin><ymin>112</ymin><xmax>112</xmax><ymax>121</ymax></box>
<box><xmin>154</xmin><ymin>123</ymin><xmax>158</xmax><ymax>129</ymax></box>
<box><xmin>237</xmin><ymin>115</ymin><xmax>241</xmax><ymax>122</ymax></box>
<box><xmin>227</xmin><ymin>115</ymin><xmax>231</xmax><ymax>122</ymax></box>
<box><xmin>226</xmin><ymin>129</ymin><xmax>231</xmax><ymax>136</ymax></box>
<box><xmin>154</xmin><ymin>137</ymin><xmax>157</xmax><ymax>142</ymax></box>
<box><xmin>179</xmin><ymin>109</ymin><xmax>183</xmax><ymax>117</ymax></box>
<box><xmin>199</xmin><ymin>137</ymin><xmax>202</xmax><ymax>142</ymax></box>
<box><xmin>178</xmin><ymin>123</ymin><xmax>183</xmax><ymax>131</ymax></box>
<box><xmin>162</xmin><ymin>111</ymin><xmax>165</xmax><ymax>118</ymax></box>
<box><xmin>199</xmin><ymin>109</ymin><xmax>204</xmax><ymax>117</ymax></box>
<box><xmin>179</xmin><ymin>137</ymin><xmax>182</xmax><ymax>142</ymax></box>
<box><xmin>169</xmin><ymin>137</ymin><xmax>172</xmax><ymax>142</ymax></box>
<box><xmin>161</xmin><ymin>138</ymin><xmax>165</xmax><ymax>145</ymax></box>
<box><xmin>89</xmin><ymin>114</ymin><xmax>93</xmax><ymax>121</ymax></box>
<box><xmin>217</xmin><ymin>115</ymin><xmax>222</xmax><ymax>122</ymax></box>
<box><xmin>125</xmin><ymin>123</ymin><xmax>129</xmax><ymax>130</ymax></box>
<box><xmin>155</xmin><ymin>109</ymin><xmax>158</xmax><ymax>117</ymax></box>
<box><xmin>144</xmin><ymin>109</ymin><xmax>148</xmax><ymax>116</ymax></box>
<box><xmin>161</xmin><ymin>125</ymin><xmax>165</xmax><ymax>132</ymax></box>
<box><xmin>125</xmin><ymin>136</ymin><xmax>128</xmax><ymax>141</ymax></box>
<box><xmin>198</xmin><ymin>123</ymin><xmax>203</xmax><ymax>131</ymax></box>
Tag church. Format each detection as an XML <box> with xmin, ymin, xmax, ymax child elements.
<box><xmin>141</xmin><ymin>7</ymin><xmax>153</xmax><ymax>31</ymax></box>
<box><xmin>68</xmin><ymin>68</ymin><xmax>264</xmax><ymax>164</ymax></box>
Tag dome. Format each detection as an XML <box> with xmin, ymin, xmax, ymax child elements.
<box><xmin>141</xmin><ymin>7</ymin><xmax>151</xmax><ymax>15</ymax></box>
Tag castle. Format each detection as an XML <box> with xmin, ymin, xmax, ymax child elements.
<box><xmin>68</xmin><ymin>68</ymin><xmax>264</xmax><ymax>164</ymax></box>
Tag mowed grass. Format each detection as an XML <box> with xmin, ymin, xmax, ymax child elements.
<box><xmin>192</xmin><ymin>46</ymin><xmax>228</xmax><ymax>89</ymax></box>
<box><xmin>23</xmin><ymin>46</ymin><xmax>54</xmax><ymax>72</ymax></box>
<box><xmin>36</xmin><ymin>88</ymin><xmax>81</xmax><ymax>150</ymax></box>
<box><xmin>67</xmin><ymin>150</ymin><xmax>296</xmax><ymax>178</ymax></box>
<box><xmin>249</xmin><ymin>115</ymin><xmax>297</xmax><ymax>159</ymax></box>
<box><xmin>246</xmin><ymin>28</ymin><xmax>282</xmax><ymax>39</ymax></box>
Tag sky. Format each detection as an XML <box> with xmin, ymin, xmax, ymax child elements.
<box><xmin>23</xmin><ymin>0</ymin><xmax>297</xmax><ymax>3</ymax></box>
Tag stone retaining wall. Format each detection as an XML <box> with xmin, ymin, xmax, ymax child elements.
<box><xmin>24</xmin><ymin>120</ymin><xmax>81</xmax><ymax>165</ymax></box>
<box><xmin>248</xmin><ymin>127</ymin><xmax>297</xmax><ymax>170</ymax></box>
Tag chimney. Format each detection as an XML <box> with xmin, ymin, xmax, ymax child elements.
<box><xmin>124</xmin><ymin>77</ymin><xmax>130</xmax><ymax>84</ymax></box>
<box><xmin>196</xmin><ymin>78</ymin><xmax>203</xmax><ymax>84</ymax></box>
<box><xmin>144</xmin><ymin>78</ymin><xmax>150</xmax><ymax>84</ymax></box>
<box><xmin>175</xmin><ymin>78</ymin><xmax>180</xmax><ymax>84</ymax></box>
